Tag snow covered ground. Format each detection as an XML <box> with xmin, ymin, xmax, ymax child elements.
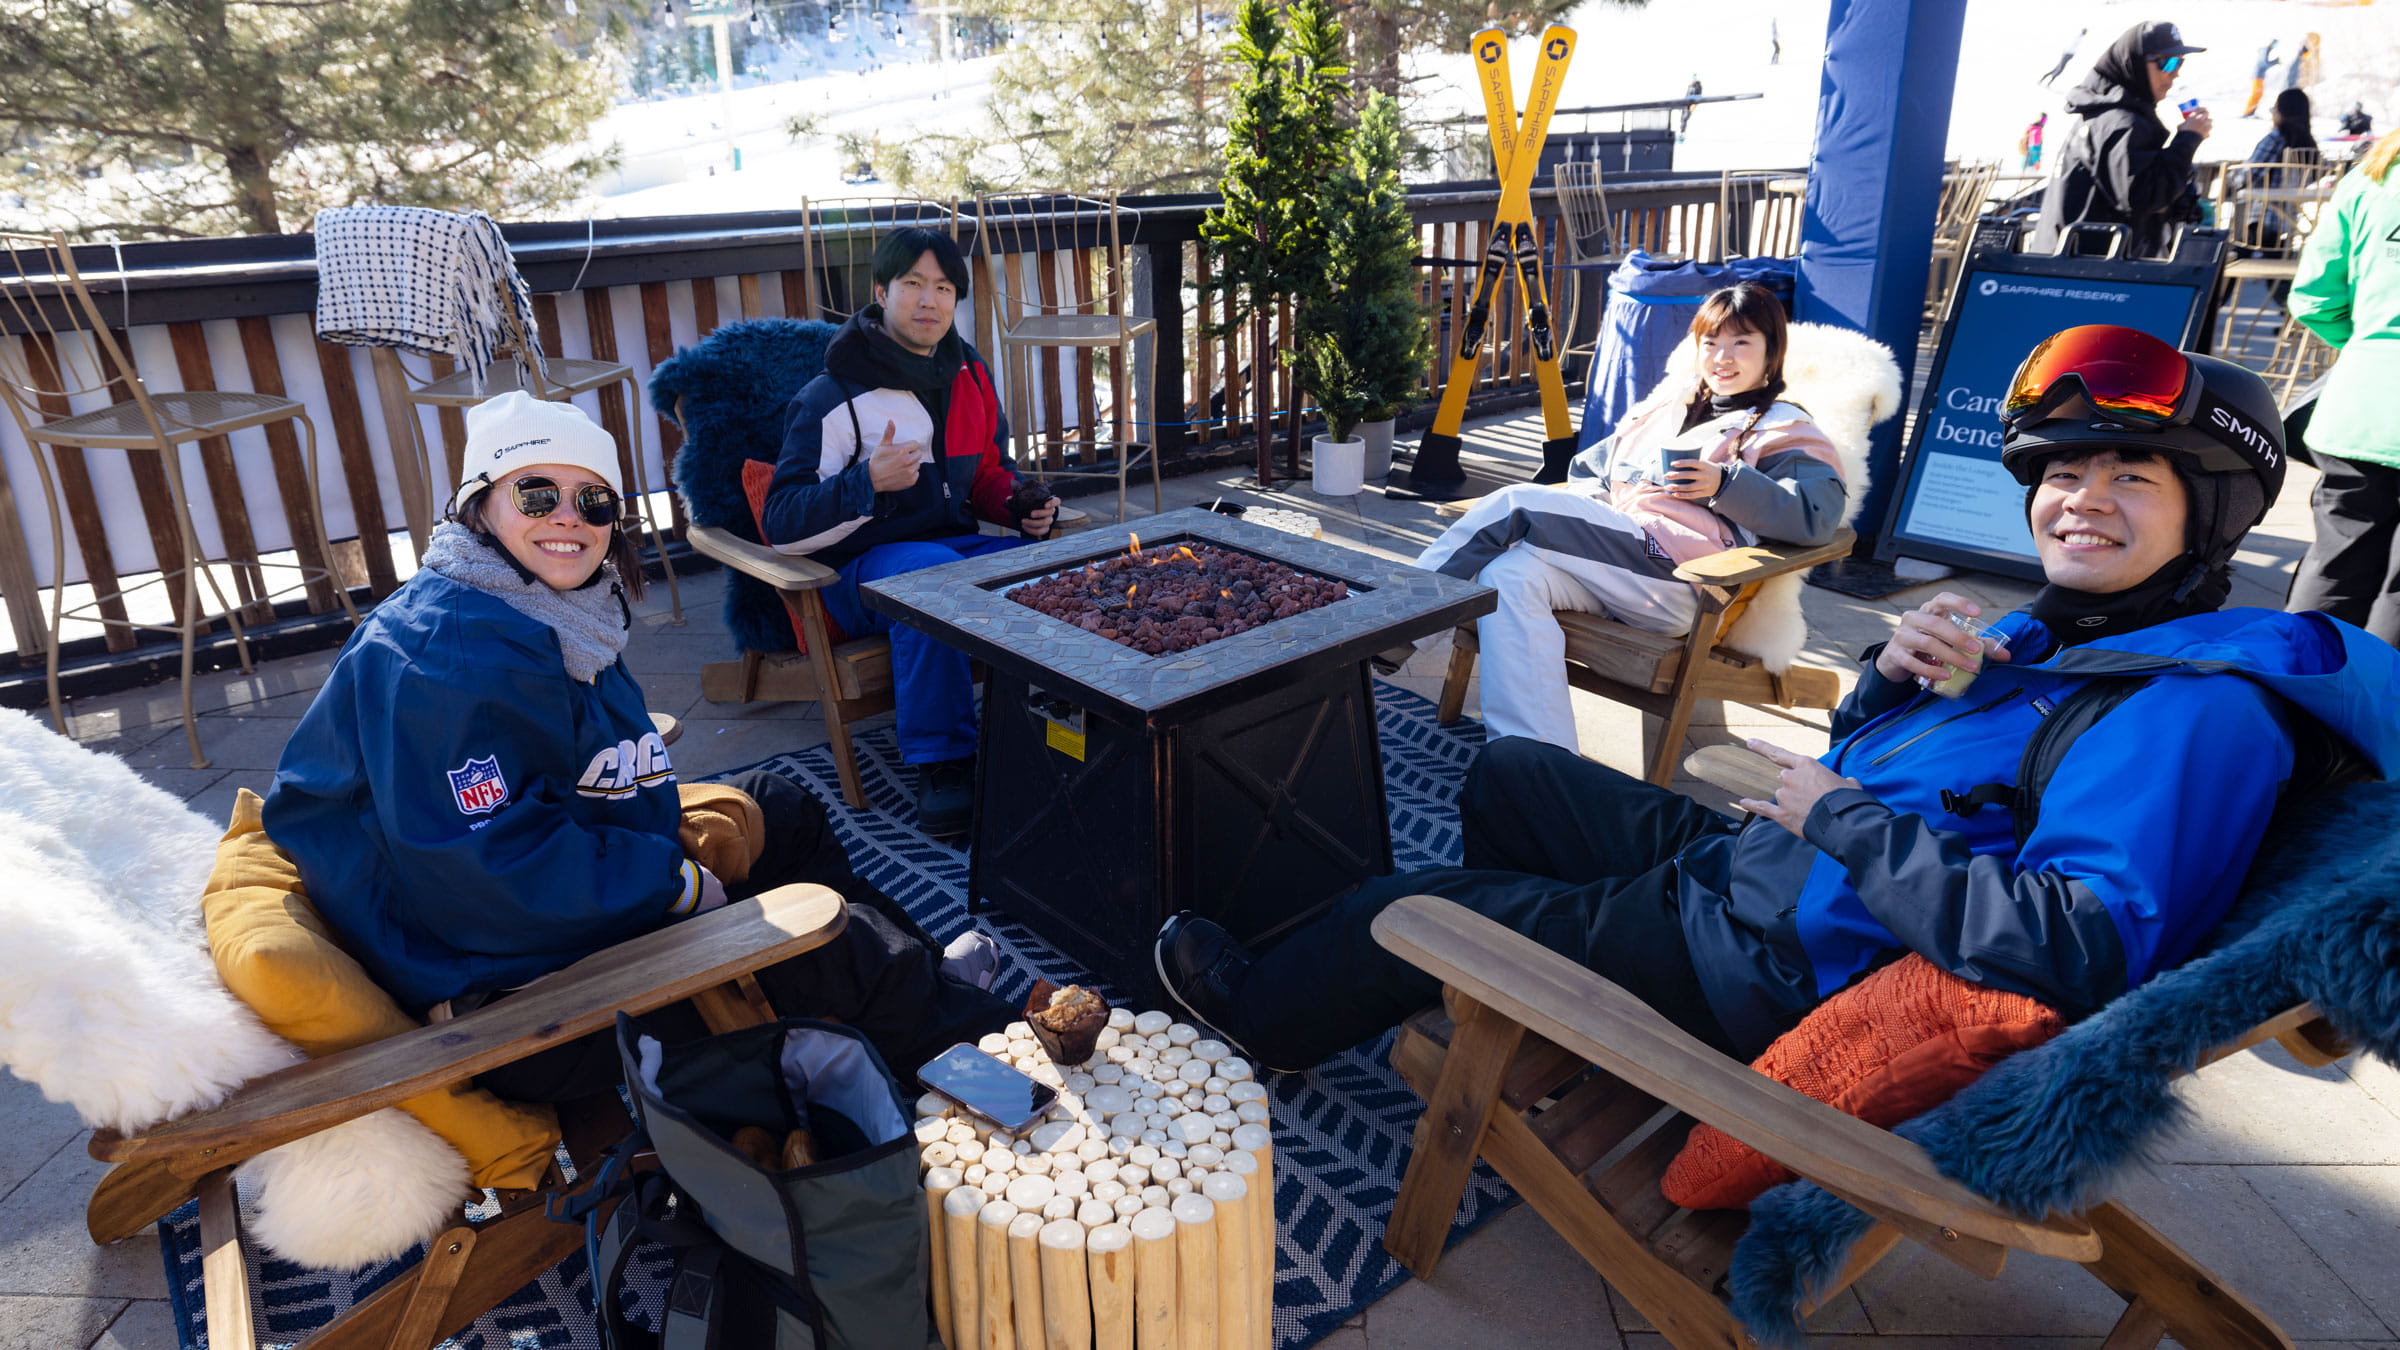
<box><xmin>1420</xmin><ymin>0</ymin><xmax>2400</xmax><ymax>175</ymax></box>
<box><xmin>575</xmin><ymin>0</ymin><xmax>2399</xmax><ymax>220</ymax></box>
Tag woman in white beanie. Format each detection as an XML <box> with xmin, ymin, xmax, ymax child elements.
<box><xmin>263</xmin><ymin>392</ymin><xmax>1016</xmax><ymax>1099</ymax></box>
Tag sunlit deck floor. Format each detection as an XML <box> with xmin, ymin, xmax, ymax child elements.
<box><xmin>6</xmin><ymin>406</ymin><xmax>2397</xmax><ymax>1349</ymax></box>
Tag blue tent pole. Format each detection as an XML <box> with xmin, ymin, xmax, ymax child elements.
<box><xmin>1794</xmin><ymin>0</ymin><xmax>1967</xmax><ymax>550</ymax></box>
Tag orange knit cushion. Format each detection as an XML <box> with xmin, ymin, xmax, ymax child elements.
<box><xmin>741</xmin><ymin>458</ymin><xmax>811</xmax><ymax>655</ymax></box>
<box><xmin>1660</xmin><ymin>954</ymin><xmax>2065</xmax><ymax>1211</ymax></box>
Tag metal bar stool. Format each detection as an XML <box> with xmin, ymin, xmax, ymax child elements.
<box><xmin>0</xmin><ymin>232</ymin><xmax>360</xmax><ymax>768</ymax></box>
<box><xmin>973</xmin><ymin>191</ymin><xmax>1160</xmax><ymax>524</ymax></box>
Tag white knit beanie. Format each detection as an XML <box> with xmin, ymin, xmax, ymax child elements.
<box><xmin>449</xmin><ymin>391</ymin><xmax>624</xmax><ymax>518</ymax></box>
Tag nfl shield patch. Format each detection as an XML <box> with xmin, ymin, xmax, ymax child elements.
<box><xmin>448</xmin><ymin>756</ymin><xmax>509</xmax><ymax>814</ymax></box>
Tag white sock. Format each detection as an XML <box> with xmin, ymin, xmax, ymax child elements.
<box><xmin>941</xmin><ymin>931</ymin><xmax>1000</xmax><ymax>991</ymax></box>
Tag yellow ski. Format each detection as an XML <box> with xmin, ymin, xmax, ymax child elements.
<box><xmin>1397</xmin><ymin>25</ymin><xmax>1578</xmax><ymax>499</ymax></box>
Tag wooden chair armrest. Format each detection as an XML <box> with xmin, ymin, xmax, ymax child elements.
<box><xmin>1684</xmin><ymin>744</ymin><xmax>1781</xmax><ymax>802</ymax></box>
<box><xmin>1432</xmin><ymin>496</ymin><xmax>1483</xmax><ymax>519</ymax></box>
<box><xmin>1370</xmin><ymin>893</ymin><xmax>2099</xmax><ymax>1262</ymax></box>
<box><xmin>686</xmin><ymin>524</ymin><xmax>840</xmax><ymax>591</ymax></box>
<box><xmin>1670</xmin><ymin>528</ymin><xmax>1856</xmax><ymax>588</ymax></box>
<box><xmin>91</xmin><ymin>885</ymin><xmax>847</xmax><ymax>1174</ymax></box>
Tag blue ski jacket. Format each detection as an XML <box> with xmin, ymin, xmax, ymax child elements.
<box><xmin>261</xmin><ymin>571</ymin><xmax>692</xmax><ymax>1013</ymax></box>
<box><xmin>1678</xmin><ymin>607</ymin><xmax>2400</xmax><ymax>1054</ymax></box>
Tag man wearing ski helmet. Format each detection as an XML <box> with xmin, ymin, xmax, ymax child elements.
<box><xmin>1155</xmin><ymin>325</ymin><xmax>2400</xmax><ymax>1076</ymax></box>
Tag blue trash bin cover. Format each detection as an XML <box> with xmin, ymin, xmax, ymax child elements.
<box><xmin>1578</xmin><ymin>252</ymin><xmax>1798</xmax><ymax>451</ymax></box>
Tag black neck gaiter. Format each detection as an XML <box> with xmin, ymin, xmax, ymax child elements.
<box><xmin>1679</xmin><ymin>386</ymin><xmax>1776</xmax><ymax>435</ymax></box>
<box><xmin>2027</xmin><ymin>554</ymin><xmax>2227</xmax><ymax>646</ymax></box>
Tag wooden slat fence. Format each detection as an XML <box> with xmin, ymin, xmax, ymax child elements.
<box><xmin>0</xmin><ymin>171</ymin><xmax>1797</xmax><ymax>668</ymax></box>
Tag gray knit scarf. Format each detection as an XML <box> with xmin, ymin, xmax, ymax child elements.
<box><xmin>421</xmin><ymin>521</ymin><xmax>629</xmax><ymax>683</ymax></box>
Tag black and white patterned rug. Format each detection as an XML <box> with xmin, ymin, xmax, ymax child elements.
<box><xmin>159</xmin><ymin>682</ymin><xmax>1513</xmax><ymax>1349</ymax></box>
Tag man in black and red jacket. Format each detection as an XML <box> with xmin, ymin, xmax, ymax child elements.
<box><xmin>763</xmin><ymin>228</ymin><xmax>1058</xmax><ymax>836</ymax></box>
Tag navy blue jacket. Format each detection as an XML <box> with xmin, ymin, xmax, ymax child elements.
<box><xmin>262</xmin><ymin>572</ymin><xmax>689</xmax><ymax>1012</ymax></box>
<box><xmin>1677</xmin><ymin>607</ymin><xmax>2400</xmax><ymax>1054</ymax></box>
<box><xmin>761</xmin><ymin>310</ymin><xmax>1018</xmax><ymax>567</ymax></box>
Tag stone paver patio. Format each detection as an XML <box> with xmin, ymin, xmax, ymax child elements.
<box><xmin>4</xmin><ymin>408</ymin><xmax>2395</xmax><ymax>1350</ymax></box>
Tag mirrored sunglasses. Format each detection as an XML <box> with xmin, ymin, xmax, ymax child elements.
<box><xmin>2155</xmin><ymin>55</ymin><xmax>2183</xmax><ymax>74</ymax></box>
<box><xmin>506</xmin><ymin>475</ymin><xmax>621</xmax><ymax>527</ymax></box>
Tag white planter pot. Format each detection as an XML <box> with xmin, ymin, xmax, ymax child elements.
<box><xmin>1311</xmin><ymin>435</ymin><xmax>1367</xmax><ymax>496</ymax></box>
<box><xmin>1357</xmin><ymin>419</ymin><xmax>1396</xmax><ymax>480</ymax></box>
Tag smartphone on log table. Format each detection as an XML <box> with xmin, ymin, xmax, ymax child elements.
<box><xmin>918</xmin><ymin>1042</ymin><xmax>1060</xmax><ymax>1133</ymax></box>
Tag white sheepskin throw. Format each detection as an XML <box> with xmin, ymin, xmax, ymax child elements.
<box><xmin>1643</xmin><ymin>321</ymin><xmax>1902</xmax><ymax>670</ymax></box>
<box><xmin>0</xmin><ymin>708</ymin><xmax>466</xmax><ymax>1269</ymax></box>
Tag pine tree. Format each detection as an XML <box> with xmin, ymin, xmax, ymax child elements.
<box><xmin>881</xmin><ymin>0</ymin><xmax>1225</xmax><ymax>197</ymax></box>
<box><xmin>0</xmin><ymin>0</ymin><xmax>626</xmax><ymax>238</ymax></box>
<box><xmin>1199</xmin><ymin>0</ymin><xmax>1318</xmax><ymax>481</ymax></box>
<box><xmin>881</xmin><ymin>0</ymin><xmax>1587</xmax><ymax>198</ymax></box>
<box><xmin>1339</xmin><ymin>0</ymin><xmax>1593</xmax><ymax>100</ymax></box>
<box><xmin>1295</xmin><ymin>92</ymin><xmax>1428</xmax><ymax>440</ymax></box>
<box><xmin>1279</xmin><ymin>0</ymin><xmax>1352</xmax><ymax>307</ymax></box>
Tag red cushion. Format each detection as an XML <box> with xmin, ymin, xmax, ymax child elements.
<box><xmin>740</xmin><ymin>458</ymin><xmax>846</xmax><ymax>656</ymax></box>
<box><xmin>1659</xmin><ymin>954</ymin><xmax>2065</xmax><ymax>1211</ymax></box>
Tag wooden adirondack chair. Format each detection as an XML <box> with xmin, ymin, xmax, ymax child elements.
<box><xmin>1373</xmin><ymin>886</ymin><xmax>2341</xmax><ymax>1350</ymax></box>
<box><xmin>1433</xmin><ymin>524</ymin><xmax>1853</xmax><ymax>785</ymax></box>
<box><xmin>83</xmin><ymin>885</ymin><xmax>849</xmax><ymax>1350</ymax></box>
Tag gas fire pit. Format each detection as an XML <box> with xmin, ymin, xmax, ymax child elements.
<box><xmin>1006</xmin><ymin>538</ymin><xmax>1348</xmax><ymax>655</ymax></box>
<box><xmin>862</xmin><ymin>507</ymin><xmax>1495</xmax><ymax>999</ymax></box>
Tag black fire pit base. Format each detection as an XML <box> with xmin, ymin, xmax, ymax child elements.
<box><xmin>969</xmin><ymin>660</ymin><xmax>1391</xmax><ymax>1003</ymax></box>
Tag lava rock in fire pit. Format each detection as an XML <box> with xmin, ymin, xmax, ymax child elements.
<box><xmin>1009</xmin><ymin>540</ymin><xmax>1348</xmax><ymax>656</ymax></box>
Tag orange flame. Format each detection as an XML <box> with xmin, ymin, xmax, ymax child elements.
<box><xmin>1220</xmin><ymin>589</ymin><xmax>1231</xmax><ymax>598</ymax></box>
<box><xmin>1176</xmin><ymin>545</ymin><xmax>1196</xmax><ymax>561</ymax></box>
<box><xmin>1126</xmin><ymin>584</ymin><xmax>1137</xmax><ymax>598</ymax></box>
<box><xmin>1128</xmin><ymin>533</ymin><xmax>1142</xmax><ymax>556</ymax></box>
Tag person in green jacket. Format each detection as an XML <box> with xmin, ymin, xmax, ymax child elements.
<box><xmin>2287</xmin><ymin>130</ymin><xmax>2400</xmax><ymax>644</ymax></box>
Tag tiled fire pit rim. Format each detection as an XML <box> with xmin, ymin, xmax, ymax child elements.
<box><xmin>861</xmin><ymin>507</ymin><xmax>1495</xmax><ymax>721</ymax></box>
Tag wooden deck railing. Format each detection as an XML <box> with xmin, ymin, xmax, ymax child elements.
<box><xmin>0</xmin><ymin>169</ymin><xmax>1798</xmax><ymax>670</ymax></box>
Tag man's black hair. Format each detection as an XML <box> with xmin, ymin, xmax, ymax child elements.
<box><xmin>873</xmin><ymin>227</ymin><xmax>971</xmax><ymax>297</ymax></box>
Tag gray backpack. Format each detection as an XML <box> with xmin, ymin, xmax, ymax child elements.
<box><xmin>566</xmin><ymin>1012</ymin><xmax>928</xmax><ymax>1350</ymax></box>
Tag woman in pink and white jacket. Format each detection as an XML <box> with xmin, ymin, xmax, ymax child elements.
<box><xmin>1417</xmin><ymin>284</ymin><xmax>1846</xmax><ymax>751</ymax></box>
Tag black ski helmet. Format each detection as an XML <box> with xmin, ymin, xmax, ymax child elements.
<box><xmin>1998</xmin><ymin>326</ymin><xmax>2286</xmax><ymax>581</ymax></box>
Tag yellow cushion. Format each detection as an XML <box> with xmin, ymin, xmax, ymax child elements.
<box><xmin>678</xmin><ymin>782</ymin><xmax>766</xmax><ymax>885</ymax></box>
<box><xmin>201</xmin><ymin>790</ymin><xmax>560</xmax><ymax>1192</ymax></box>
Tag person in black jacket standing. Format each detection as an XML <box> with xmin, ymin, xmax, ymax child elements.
<box><xmin>2033</xmin><ymin>21</ymin><xmax>2214</xmax><ymax>258</ymax></box>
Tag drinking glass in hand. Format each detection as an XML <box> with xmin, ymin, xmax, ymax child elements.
<box><xmin>1918</xmin><ymin>611</ymin><xmax>1995</xmax><ymax>699</ymax></box>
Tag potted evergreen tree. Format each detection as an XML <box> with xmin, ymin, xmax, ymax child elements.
<box><xmin>1298</xmin><ymin>93</ymin><xmax>1428</xmax><ymax>480</ymax></box>
<box><xmin>1201</xmin><ymin>0</ymin><xmax>1351</xmax><ymax>486</ymax></box>
<box><xmin>1295</xmin><ymin>334</ymin><xmax>1372</xmax><ymax>495</ymax></box>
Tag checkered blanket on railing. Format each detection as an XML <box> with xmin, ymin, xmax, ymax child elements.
<box><xmin>312</xmin><ymin>205</ymin><xmax>542</xmax><ymax>392</ymax></box>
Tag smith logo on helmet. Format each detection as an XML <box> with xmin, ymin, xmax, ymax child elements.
<box><xmin>2209</xmin><ymin>404</ymin><xmax>2279</xmax><ymax>468</ymax></box>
